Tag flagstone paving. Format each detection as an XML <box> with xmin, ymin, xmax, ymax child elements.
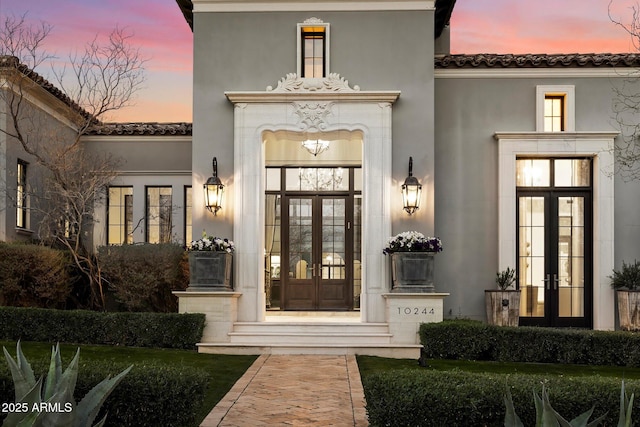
<box><xmin>200</xmin><ymin>354</ymin><xmax>368</xmax><ymax>426</ymax></box>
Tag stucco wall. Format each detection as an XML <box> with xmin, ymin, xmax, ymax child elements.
<box><xmin>192</xmin><ymin>10</ymin><xmax>436</xmax><ymax>240</ymax></box>
<box><xmin>434</xmin><ymin>74</ymin><xmax>639</xmax><ymax>320</ymax></box>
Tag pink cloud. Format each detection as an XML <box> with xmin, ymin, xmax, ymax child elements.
<box><xmin>451</xmin><ymin>0</ymin><xmax>634</xmax><ymax>54</ymax></box>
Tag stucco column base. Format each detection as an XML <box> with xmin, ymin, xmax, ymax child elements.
<box><xmin>383</xmin><ymin>293</ymin><xmax>449</xmax><ymax>345</ymax></box>
<box><xmin>173</xmin><ymin>291</ymin><xmax>241</xmax><ymax>343</ymax></box>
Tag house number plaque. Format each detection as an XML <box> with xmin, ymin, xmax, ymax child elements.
<box><xmin>397</xmin><ymin>307</ymin><xmax>436</xmax><ymax>316</ymax></box>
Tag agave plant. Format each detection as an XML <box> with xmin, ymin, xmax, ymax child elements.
<box><xmin>503</xmin><ymin>381</ymin><xmax>632</xmax><ymax>427</ymax></box>
<box><xmin>2</xmin><ymin>341</ymin><xmax>132</xmax><ymax>427</ymax></box>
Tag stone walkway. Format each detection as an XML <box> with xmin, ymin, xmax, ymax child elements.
<box><xmin>200</xmin><ymin>354</ymin><xmax>368</xmax><ymax>426</ymax></box>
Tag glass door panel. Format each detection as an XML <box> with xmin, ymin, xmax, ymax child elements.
<box><xmin>519</xmin><ymin>197</ymin><xmax>545</xmax><ymax>317</ymax></box>
<box><xmin>284</xmin><ymin>197</ymin><xmax>315</xmax><ymax>309</ymax></box>
<box><xmin>557</xmin><ymin>197</ymin><xmax>585</xmax><ymax>318</ymax></box>
<box><xmin>319</xmin><ymin>197</ymin><xmax>348</xmax><ymax>309</ymax></box>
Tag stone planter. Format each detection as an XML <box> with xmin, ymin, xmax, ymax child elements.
<box><xmin>485</xmin><ymin>290</ymin><xmax>520</xmax><ymax>327</ymax></box>
<box><xmin>616</xmin><ymin>290</ymin><xmax>640</xmax><ymax>331</ymax></box>
<box><xmin>188</xmin><ymin>251</ymin><xmax>233</xmax><ymax>291</ymax></box>
<box><xmin>390</xmin><ymin>252</ymin><xmax>435</xmax><ymax>293</ymax></box>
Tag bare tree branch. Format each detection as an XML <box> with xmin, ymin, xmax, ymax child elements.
<box><xmin>0</xmin><ymin>13</ymin><xmax>147</xmax><ymax>309</ymax></box>
<box><xmin>609</xmin><ymin>1</ymin><xmax>640</xmax><ymax>180</ymax></box>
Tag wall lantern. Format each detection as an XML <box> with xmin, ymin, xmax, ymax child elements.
<box><xmin>204</xmin><ymin>157</ymin><xmax>224</xmax><ymax>215</ymax></box>
<box><xmin>402</xmin><ymin>156</ymin><xmax>422</xmax><ymax>215</ymax></box>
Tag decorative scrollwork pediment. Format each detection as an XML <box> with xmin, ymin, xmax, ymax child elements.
<box><xmin>266</xmin><ymin>73</ymin><xmax>360</xmax><ymax>93</ymax></box>
<box><xmin>293</xmin><ymin>102</ymin><xmax>334</xmax><ymax>131</ymax></box>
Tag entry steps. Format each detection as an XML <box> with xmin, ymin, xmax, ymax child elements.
<box><xmin>197</xmin><ymin>311</ymin><xmax>421</xmax><ymax>359</ymax></box>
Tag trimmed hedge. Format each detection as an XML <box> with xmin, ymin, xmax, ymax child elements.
<box><xmin>363</xmin><ymin>370</ymin><xmax>640</xmax><ymax>427</ymax></box>
<box><xmin>420</xmin><ymin>319</ymin><xmax>640</xmax><ymax>366</ymax></box>
<box><xmin>0</xmin><ymin>360</ymin><xmax>209</xmax><ymax>427</ymax></box>
<box><xmin>0</xmin><ymin>307</ymin><xmax>205</xmax><ymax>349</ymax></box>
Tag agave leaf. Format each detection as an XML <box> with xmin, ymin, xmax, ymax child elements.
<box><xmin>534</xmin><ymin>388</ymin><xmax>544</xmax><ymax>427</ymax></box>
<box><xmin>3</xmin><ymin>343</ymin><xmax>36</xmax><ymax>402</ymax></box>
<box><xmin>540</xmin><ymin>386</ymin><xmax>561</xmax><ymax>427</ymax></box>
<box><xmin>618</xmin><ymin>381</ymin><xmax>626</xmax><ymax>427</ymax></box>
<box><xmin>618</xmin><ymin>380</ymin><xmax>635</xmax><ymax>427</ymax></box>
<box><xmin>2</xmin><ymin>377</ymin><xmax>43</xmax><ymax>427</ymax></box>
<box><xmin>504</xmin><ymin>385</ymin><xmax>525</xmax><ymax>427</ymax></box>
<box><xmin>585</xmin><ymin>412</ymin><xmax>607</xmax><ymax>427</ymax></box>
<box><xmin>43</xmin><ymin>343</ymin><xmax>63</xmax><ymax>401</ymax></box>
<box><xmin>58</xmin><ymin>348</ymin><xmax>81</xmax><ymax>403</ymax></box>
<box><xmin>565</xmin><ymin>406</ymin><xmax>595</xmax><ymax>427</ymax></box>
<box><xmin>14</xmin><ymin>409</ymin><xmax>43</xmax><ymax>427</ymax></box>
<box><xmin>75</xmin><ymin>365</ymin><xmax>132</xmax><ymax>427</ymax></box>
<box><xmin>92</xmin><ymin>413</ymin><xmax>108</xmax><ymax>427</ymax></box>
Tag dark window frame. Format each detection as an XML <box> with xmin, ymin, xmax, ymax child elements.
<box><xmin>300</xmin><ymin>28</ymin><xmax>326</xmax><ymax>78</ymax></box>
<box><xmin>16</xmin><ymin>159</ymin><xmax>28</xmax><ymax>229</ymax></box>
<box><xmin>106</xmin><ymin>186</ymin><xmax>134</xmax><ymax>245</ymax></box>
<box><xmin>145</xmin><ymin>186</ymin><xmax>173</xmax><ymax>244</ymax></box>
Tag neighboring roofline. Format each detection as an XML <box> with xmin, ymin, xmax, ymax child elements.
<box><xmin>86</xmin><ymin>122</ymin><xmax>193</xmax><ymax>136</ymax></box>
<box><xmin>175</xmin><ymin>0</ymin><xmax>194</xmax><ymax>30</ymax></box>
<box><xmin>434</xmin><ymin>0</ymin><xmax>455</xmax><ymax>38</ymax></box>
<box><xmin>0</xmin><ymin>55</ymin><xmax>95</xmax><ymax>124</ymax></box>
<box><xmin>174</xmin><ymin>0</ymin><xmax>456</xmax><ymax>37</ymax></box>
<box><xmin>435</xmin><ymin>53</ymin><xmax>640</xmax><ymax>69</ymax></box>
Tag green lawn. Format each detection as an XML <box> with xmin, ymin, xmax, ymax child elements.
<box><xmin>0</xmin><ymin>340</ymin><xmax>257</xmax><ymax>426</ymax></box>
<box><xmin>357</xmin><ymin>354</ymin><xmax>640</xmax><ymax>379</ymax></box>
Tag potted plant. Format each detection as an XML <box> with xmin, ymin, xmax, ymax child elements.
<box><xmin>383</xmin><ymin>231</ymin><xmax>443</xmax><ymax>293</ymax></box>
<box><xmin>610</xmin><ymin>260</ymin><xmax>640</xmax><ymax>331</ymax></box>
<box><xmin>187</xmin><ymin>232</ymin><xmax>235</xmax><ymax>291</ymax></box>
<box><xmin>485</xmin><ymin>267</ymin><xmax>520</xmax><ymax>326</ymax></box>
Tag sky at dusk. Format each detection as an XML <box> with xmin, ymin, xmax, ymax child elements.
<box><xmin>2</xmin><ymin>0</ymin><xmax>638</xmax><ymax>122</ymax></box>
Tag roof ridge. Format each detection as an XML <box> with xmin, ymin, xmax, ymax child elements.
<box><xmin>87</xmin><ymin>122</ymin><xmax>193</xmax><ymax>135</ymax></box>
<box><xmin>435</xmin><ymin>52</ymin><xmax>640</xmax><ymax>68</ymax></box>
<box><xmin>0</xmin><ymin>55</ymin><xmax>95</xmax><ymax>122</ymax></box>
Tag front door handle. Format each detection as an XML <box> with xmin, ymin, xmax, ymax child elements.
<box><xmin>553</xmin><ymin>274</ymin><xmax>559</xmax><ymax>290</ymax></box>
<box><xmin>543</xmin><ymin>274</ymin><xmax>551</xmax><ymax>290</ymax></box>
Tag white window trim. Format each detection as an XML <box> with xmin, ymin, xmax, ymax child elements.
<box><xmin>536</xmin><ymin>85</ymin><xmax>575</xmax><ymax>132</ymax></box>
<box><xmin>495</xmin><ymin>131</ymin><xmax>617</xmax><ymax>330</ymax></box>
<box><xmin>297</xmin><ymin>19</ymin><xmax>330</xmax><ymax>78</ymax></box>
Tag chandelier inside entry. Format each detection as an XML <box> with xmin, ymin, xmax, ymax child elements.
<box><xmin>301</xmin><ymin>137</ymin><xmax>330</xmax><ymax>156</ymax></box>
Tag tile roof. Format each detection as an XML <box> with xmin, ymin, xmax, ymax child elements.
<box><xmin>0</xmin><ymin>55</ymin><xmax>94</xmax><ymax>122</ymax></box>
<box><xmin>435</xmin><ymin>53</ymin><xmax>640</xmax><ymax>68</ymax></box>
<box><xmin>87</xmin><ymin>122</ymin><xmax>192</xmax><ymax>136</ymax></box>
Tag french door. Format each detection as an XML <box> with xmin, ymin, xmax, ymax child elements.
<box><xmin>283</xmin><ymin>195</ymin><xmax>352</xmax><ymax>310</ymax></box>
<box><xmin>516</xmin><ymin>158</ymin><xmax>593</xmax><ymax>327</ymax></box>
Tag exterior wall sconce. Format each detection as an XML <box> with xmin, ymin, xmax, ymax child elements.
<box><xmin>204</xmin><ymin>157</ymin><xmax>224</xmax><ymax>215</ymax></box>
<box><xmin>402</xmin><ymin>156</ymin><xmax>422</xmax><ymax>215</ymax></box>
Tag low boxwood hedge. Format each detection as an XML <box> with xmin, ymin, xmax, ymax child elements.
<box><xmin>420</xmin><ymin>320</ymin><xmax>640</xmax><ymax>366</ymax></box>
<box><xmin>0</xmin><ymin>307</ymin><xmax>205</xmax><ymax>349</ymax></box>
<box><xmin>0</xmin><ymin>360</ymin><xmax>209</xmax><ymax>427</ymax></box>
<box><xmin>363</xmin><ymin>369</ymin><xmax>640</xmax><ymax>427</ymax></box>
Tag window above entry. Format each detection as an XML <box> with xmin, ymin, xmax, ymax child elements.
<box><xmin>297</xmin><ymin>18</ymin><xmax>330</xmax><ymax>78</ymax></box>
<box><xmin>536</xmin><ymin>85</ymin><xmax>575</xmax><ymax>132</ymax></box>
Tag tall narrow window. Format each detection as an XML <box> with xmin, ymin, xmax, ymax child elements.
<box><xmin>184</xmin><ymin>186</ymin><xmax>192</xmax><ymax>246</ymax></box>
<box><xmin>16</xmin><ymin>160</ymin><xmax>27</xmax><ymax>228</ymax></box>
<box><xmin>146</xmin><ymin>186</ymin><xmax>172</xmax><ymax>243</ymax></box>
<box><xmin>107</xmin><ymin>187</ymin><xmax>134</xmax><ymax>245</ymax></box>
<box><xmin>544</xmin><ymin>95</ymin><xmax>565</xmax><ymax>132</ymax></box>
<box><xmin>297</xmin><ymin>19</ymin><xmax>329</xmax><ymax>78</ymax></box>
<box><xmin>536</xmin><ymin>86</ymin><xmax>574</xmax><ymax>132</ymax></box>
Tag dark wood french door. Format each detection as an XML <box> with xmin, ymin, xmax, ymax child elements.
<box><xmin>282</xmin><ymin>195</ymin><xmax>352</xmax><ymax>310</ymax></box>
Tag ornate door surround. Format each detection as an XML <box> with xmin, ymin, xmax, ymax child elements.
<box><xmin>226</xmin><ymin>73</ymin><xmax>400</xmax><ymax>323</ymax></box>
